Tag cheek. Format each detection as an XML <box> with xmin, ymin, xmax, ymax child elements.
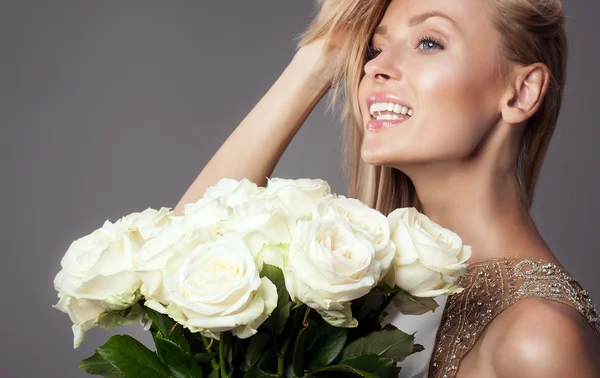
<box><xmin>413</xmin><ymin>59</ymin><xmax>496</xmax><ymax>155</ymax></box>
<box><xmin>417</xmin><ymin>59</ymin><xmax>486</xmax><ymax>120</ymax></box>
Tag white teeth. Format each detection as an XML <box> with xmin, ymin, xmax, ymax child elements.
<box><xmin>376</xmin><ymin>114</ymin><xmax>401</xmax><ymax>120</ymax></box>
<box><xmin>369</xmin><ymin>102</ymin><xmax>414</xmax><ymax>118</ymax></box>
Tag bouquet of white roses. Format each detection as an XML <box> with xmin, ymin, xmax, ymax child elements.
<box><xmin>53</xmin><ymin>177</ymin><xmax>471</xmax><ymax>378</ymax></box>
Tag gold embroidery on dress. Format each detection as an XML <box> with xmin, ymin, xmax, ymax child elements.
<box><xmin>428</xmin><ymin>257</ymin><xmax>600</xmax><ymax>378</ymax></box>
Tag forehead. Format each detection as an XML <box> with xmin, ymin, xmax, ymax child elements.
<box><xmin>378</xmin><ymin>0</ymin><xmax>492</xmax><ymax>36</ymax></box>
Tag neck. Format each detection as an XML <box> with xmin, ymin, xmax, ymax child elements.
<box><xmin>401</xmin><ymin>159</ymin><xmax>553</xmax><ymax>263</ymax></box>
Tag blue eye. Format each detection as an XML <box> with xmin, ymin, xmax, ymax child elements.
<box><xmin>365</xmin><ymin>35</ymin><xmax>444</xmax><ymax>61</ymax></box>
<box><xmin>416</xmin><ymin>36</ymin><xmax>444</xmax><ymax>52</ymax></box>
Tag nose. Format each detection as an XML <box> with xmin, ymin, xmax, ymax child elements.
<box><xmin>364</xmin><ymin>48</ymin><xmax>402</xmax><ymax>82</ymax></box>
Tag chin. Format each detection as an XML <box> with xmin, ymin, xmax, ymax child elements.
<box><xmin>360</xmin><ymin>140</ymin><xmax>444</xmax><ymax>169</ymax></box>
<box><xmin>360</xmin><ymin>131</ymin><xmax>413</xmax><ymax>167</ymax></box>
<box><xmin>361</xmin><ymin>144</ymin><xmax>408</xmax><ymax>167</ymax></box>
<box><xmin>359</xmin><ymin>123</ymin><xmax>465</xmax><ymax>168</ymax></box>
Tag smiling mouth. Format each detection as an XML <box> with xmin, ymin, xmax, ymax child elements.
<box><xmin>366</xmin><ymin>107</ymin><xmax>413</xmax><ymax>129</ymax></box>
<box><xmin>368</xmin><ymin>103</ymin><xmax>414</xmax><ymax>120</ymax></box>
<box><xmin>364</xmin><ymin>93</ymin><xmax>414</xmax><ymax>130</ymax></box>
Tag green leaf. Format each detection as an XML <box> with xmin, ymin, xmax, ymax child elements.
<box><xmin>144</xmin><ymin>306</ymin><xmax>190</xmax><ymax>353</ymax></box>
<box><xmin>392</xmin><ymin>290</ymin><xmax>439</xmax><ymax>315</ymax></box>
<box><xmin>309</xmin><ymin>326</ymin><xmax>348</xmax><ymax>368</ymax></box>
<box><xmin>374</xmin><ymin>283</ymin><xmax>398</xmax><ymax>295</ymax></box>
<box><xmin>352</xmin><ymin>291</ymin><xmax>386</xmax><ymax>321</ymax></box>
<box><xmin>259</xmin><ymin>264</ymin><xmax>289</xmax><ymax>307</ymax></box>
<box><xmin>259</xmin><ymin>264</ymin><xmax>292</xmax><ymax>335</ymax></box>
<box><xmin>143</xmin><ymin>306</ymin><xmax>172</xmax><ymax>335</ymax></box>
<box><xmin>340</xmin><ymin>355</ymin><xmax>398</xmax><ymax>377</ymax></box>
<box><xmin>194</xmin><ymin>351</ymin><xmax>218</xmax><ymax>363</ymax></box>
<box><xmin>341</xmin><ymin>328</ymin><xmax>417</xmax><ymax>362</ymax></box>
<box><xmin>290</xmin><ymin>301</ymin><xmax>304</xmax><ymax>312</ymax></box>
<box><xmin>154</xmin><ymin>333</ymin><xmax>203</xmax><ymax>378</ymax></box>
<box><xmin>318</xmin><ymin>302</ymin><xmax>358</xmax><ymax>328</ymax></box>
<box><xmin>273</xmin><ymin>301</ymin><xmax>292</xmax><ymax>335</ymax></box>
<box><xmin>312</xmin><ymin>364</ymin><xmax>378</xmax><ymax>378</ymax></box>
<box><xmin>293</xmin><ymin>318</ymin><xmax>317</xmax><ymax>377</ymax></box>
<box><xmin>245</xmin><ymin>333</ymin><xmax>271</xmax><ymax>368</ymax></box>
<box><xmin>244</xmin><ymin>366</ymin><xmax>278</xmax><ymax>378</ymax></box>
<box><xmin>79</xmin><ymin>353</ymin><xmax>125</xmax><ymax>377</ymax></box>
<box><xmin>314</xmin><ymin>366</ymin><xmax>375</xmax><ymax>377</ymax></box>
<box><xmin>96</xmin><ymin>334</ymin><xmax>171</xmax><ymax>378</ymax></box>
<box><xmin>313</xmin><ymin>355</ymin><xmax>397</xmax><ymax>378</ymax></box>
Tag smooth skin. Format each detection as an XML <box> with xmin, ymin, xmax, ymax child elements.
<box><xmin>358</xmin><ymin>0</ymin><xmax>600</xmax><ymax>377</ymax></box>
<box><xmin>175</xmin><ymin>0</ymin><xmax>600</xmax><ymax>376</ymax></box>
<box><xmin>173</xmin><ymin>40</ymin><xmax>337</xmax><ymax>216</ymax></box>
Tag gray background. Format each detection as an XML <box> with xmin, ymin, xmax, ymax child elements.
<box><xmin>1</xmin><ymin>1</ymin><xmax>598</xmax><ymax>377</ymax></box>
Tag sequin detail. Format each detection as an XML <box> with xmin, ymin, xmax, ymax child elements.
<box><xmin>428</xmin><ymin>257</ymin><xmax>600</xmax><ymax>378</ymax></box>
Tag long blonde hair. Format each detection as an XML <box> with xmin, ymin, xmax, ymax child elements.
<box><xmin>295</xmin><ymin>0</ymin><xmax>568</xmax><ymax>215</ymax></box>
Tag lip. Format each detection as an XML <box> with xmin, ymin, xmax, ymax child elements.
<box><xmin>366</xmin><ymin>116</ymin><xmax>410</xmax><ymax>131</ymax></box>
<box><xmin>365</xmin><ymin>92</ymin><xmax>413</xmax><ymax>131</ymax></box>
<box><xmin>366</xmin><ymin>92</ymin><xmax>413</xmax><ymax>112</ymax></box>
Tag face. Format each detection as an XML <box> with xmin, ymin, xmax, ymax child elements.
<box><xmin>358</xmin><ymin>0</ymin><xmax>507</xmax><ymax>168</ymax></box>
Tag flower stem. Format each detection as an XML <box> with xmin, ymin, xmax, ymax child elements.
<box><xmin>277</xmin><ymin>356</ymin><xmax>284</xmax><ymax>376</ymax></box>
<box><xmin>201</xmin><ymin>336</ymin><xmax>220</xmax><ymax>378</ymax></box>
<box><xmin>219</xmin><ymin>336</ymin><xmax>228</xmax><ymax>378</ymax></box>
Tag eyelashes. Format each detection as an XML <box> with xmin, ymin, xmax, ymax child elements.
<box><xmin>365</xmin><ymin>35</ymin><xmax>445</xmax><ymax>61</ymax></box>
<box><xmin>365</xmin><ymin>45</ymin><xmax>382</xmax><ymax>61</ymax></box>
<box><xmin>416</xmin><ymin>35</ymin><xmax>444</xmax><ymax>52</ymax></box>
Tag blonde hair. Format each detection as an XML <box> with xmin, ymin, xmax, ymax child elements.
<box><xmin>295</xmin><ymin>0</ymin><xmax>568</xmax><ymax>215</ymax></box>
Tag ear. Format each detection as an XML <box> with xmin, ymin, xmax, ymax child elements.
<box><xmin>501</xmin><ymin>63</ymin><xmax>551</xmax><ymax>125</ymax></box>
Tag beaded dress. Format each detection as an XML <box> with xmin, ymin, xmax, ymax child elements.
<box><xmin>427</xmin><ymin>257</ymin><xmax>600</xmax><ymax>378</ymax></box>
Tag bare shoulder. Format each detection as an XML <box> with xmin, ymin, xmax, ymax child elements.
<box><xmin>482</xmin><ymin>297</ymin><xmax>600</xmax><ymax>378</ymax></box>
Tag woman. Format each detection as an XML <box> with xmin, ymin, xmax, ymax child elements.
<box><xmin>174</xmin><ymin>0</ymin><xmax>600</xmax><ymax>377</ymax></box>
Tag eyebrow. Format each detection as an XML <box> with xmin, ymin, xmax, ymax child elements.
<box><xmin>373</xmin><ymin>11</ymin><xmax>459</xmax><ymax>36</ymax></box>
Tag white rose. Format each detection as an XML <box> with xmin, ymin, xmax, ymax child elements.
<box><xmin>115</xmin><ymin>207</ymin><xmax>174</xmax><ymax>241</ymax></box>
<box><xmin>181</xmin><ymin>178</ymin><xmax>262</xmax><ymax>228</ymax></box>
<box><xmin>53</xmin><ymin>296</ymin><xmax>150</xmax><ymax>349</ymax></box>
<box><xmin>219</xmin><ymin>197</ymin><xmax>294</xmax><ymax>267</ymax></box>
<box><xmin>261</xmin><ymin>178</ymin><xmax>331</xmax><ymax>218</ymax></box>
<box><xmin>253</xmin><ymin>243</ymin><xmax>288</xmax><ymax>271</ymax></box>
<box><xmin>312</xmin><ymin>194</ymin><xmax>395</xmax><ymax>278</ymax></box>
<box><xmin>147</xmin><ymin>234</ymin><xmax>278</xmax><ymax>340</ymax></box>
<box><xmin>53</xmin><ymin>208</ymin><xmax>174</xmax><ymax>348</ymax></box>
<box><xmin>283</xmin><ymin>217</ymin><xmax>390</xmax><ymax>327</ymax></box>
<box><xmin>204</xmin><ymin>178</ymin><xmax>264</xmax><ymax>207</ymax></box>
<box><xmin>182</xmin><ymin>178</ymin><xmax>263</xmax><ymax>226</ymax></box>
<box><xmin>182</xmin><ymin>196</ymin><xmax>233</xmax><ymax>229</ymax></box>
<box><xmin>384</xmin><ymin>208</ymin><xmax>471</xmax><ymax>297</ymax></box>
<box><xmin>53</xmin><ymin>224</ymin><xmax>143</xmax><ymax>348</ymax></box>
<box><xmin>134</xmin><ymin>222</ymin><xmax>215</xmax><ymax>303</ymax></box>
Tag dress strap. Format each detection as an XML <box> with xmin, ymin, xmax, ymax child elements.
<box><xmin>428</xmin><ymin>257</ymin><xmax>600</xmax><ymax>378</ymax></box>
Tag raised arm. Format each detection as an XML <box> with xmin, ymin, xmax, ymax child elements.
<box><xmin>173</xmin><ymin>40</ymin><xmax>339</xmax><ymax>216</ymax></box>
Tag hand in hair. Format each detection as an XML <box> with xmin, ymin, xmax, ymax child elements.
<box><xmin>294</xmin><ymin>0</ymin><xmax>358</xmax><ymax>86</ymax></box>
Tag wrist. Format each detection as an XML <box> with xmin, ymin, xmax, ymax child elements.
<box><xmin>292</xmin><ymin>43</ymin><xmax>339</xmax><ymax>91</ymax></box>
